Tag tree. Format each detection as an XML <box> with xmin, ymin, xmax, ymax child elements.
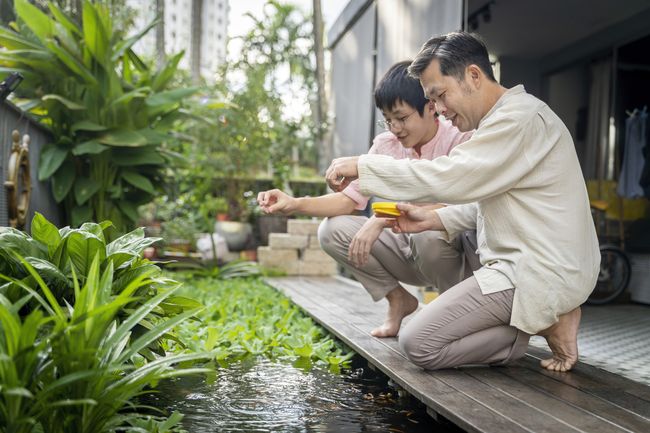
<box><xmin>0</xmin><ymin>0</ymin><xmax>196</xmax><ymax>233</ymax></box>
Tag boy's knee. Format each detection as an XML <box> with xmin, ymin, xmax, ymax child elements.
<box><xmin>317</xmin><ymin>216</ymin><xmax>348</xmax><ymax>252</ymax></box>
<box><xmin>410</xmin><ymin>232</ymin><xmax>445</xmax><ymax>265</ymax></box>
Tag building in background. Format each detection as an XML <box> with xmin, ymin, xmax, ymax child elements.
<box><xmin>128</xmin><ymin>0</ymin><xmax>229</xmax><ymax>82</ymax></box>
<box><xmin>327</xmin><ymin>0</ymin><xmax>650</xmax><ymax>183</ymax></box>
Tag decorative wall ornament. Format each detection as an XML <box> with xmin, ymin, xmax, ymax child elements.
<box><xmin>4</xmin><ymin>130</ymin><xmax>31</xmax><ymax>228</ymax></box>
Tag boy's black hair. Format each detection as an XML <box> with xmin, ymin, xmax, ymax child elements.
<box><xmin>374</xmin><ymin>60</ymin><xmax>428</xmax><ymax>116</ymax></box>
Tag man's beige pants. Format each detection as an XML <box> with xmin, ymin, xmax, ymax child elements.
<box><xmin>318</xmin><ymin>215</ymin><xmax>530</xmax><ymax>369</ymax></box>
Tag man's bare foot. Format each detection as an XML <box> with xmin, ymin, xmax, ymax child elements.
<box><xmin>371</xmin><ymin>285</ymin><xmax>419</xmax><ymax>338</ymax></box>
<box><xmin>537</xmin><ymin>307</ymin><xmax>581</xmax><ymax>372</ymax></box>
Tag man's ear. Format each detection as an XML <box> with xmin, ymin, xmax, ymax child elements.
<box><xmin>466</xmin><ymin>64</ymin><xmax>482</xmax><ymax>88</ymax></box>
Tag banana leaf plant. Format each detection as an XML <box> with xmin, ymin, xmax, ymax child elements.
<box><xmin>0</xmin><ymin>0</ymin><xmax>197</xmax><ymax>232</ymax></box>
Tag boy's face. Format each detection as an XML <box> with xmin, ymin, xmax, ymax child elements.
<box><xmin>381</xmin><ymin>100</ymin><xmax>437</xmax><ymax>149</ymax></box>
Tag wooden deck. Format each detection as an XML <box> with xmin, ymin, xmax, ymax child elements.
<box><xmin>265</xmin><ymin>276</ymin><xmax>650</xmax><ymax>433</ymax></box>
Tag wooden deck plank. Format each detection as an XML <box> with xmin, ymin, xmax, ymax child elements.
<box><xmin>265</xmin><ymin>276</ymin><xmax>650</xmax><ymax>433</ymax></box>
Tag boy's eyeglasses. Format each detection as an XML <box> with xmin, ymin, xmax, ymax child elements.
<box><xmin>376</xmin><ymin>110</ymin><xmax>417</xmax><ymax>130</ymax></box>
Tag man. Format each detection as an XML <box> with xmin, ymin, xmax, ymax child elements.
<box><xmin>257</xmin><ymin>61</ymin><xmax>477</xmax><ymax>338</ymax></box>
<box><xmin>324</xmin><ymin>32</ymin><xmax>600</xmax><ymax>372</ymax></box>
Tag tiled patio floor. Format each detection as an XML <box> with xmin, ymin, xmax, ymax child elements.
<box><xmin>530</xmin><ymin>302</ymin><xmax>650</xmax><ymax>386</ymax></box>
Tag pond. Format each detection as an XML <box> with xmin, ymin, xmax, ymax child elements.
<box><xmin>147</xmin><ymin>355</ymin><xmax>464</xmax><ymax>433</ymax></box>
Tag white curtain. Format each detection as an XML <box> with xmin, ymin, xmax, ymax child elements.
<box><xmin>585</xmin><ymin>59</ymin><xmax>614</xmax><ymax>181</ymax></box>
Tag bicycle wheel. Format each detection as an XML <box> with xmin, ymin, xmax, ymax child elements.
<box><xmin>587</xmin><ymin>244</ymin><xmax>631</xmax><ymax>305</ymax></box>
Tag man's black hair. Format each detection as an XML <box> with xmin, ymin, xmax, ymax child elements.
<box><xmin>374</xmin><ymin>60</ymin><xmax>428</xmax><ymax>116</ymax></box>
<box><xmin>408</xmin><ymin>32</ymin><xmax>496</xmax><ymax>83</ymax></box>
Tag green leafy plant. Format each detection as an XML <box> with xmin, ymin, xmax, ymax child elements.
<box><xmin>0</xmin><ymin>0</ymin><xmax>196</xmax><ymax>231</ymax></box>
<box><xmin>0</xmin><ymin>212</ymin><xmax>202</xmax><ymax>357</ymax></box>
<box><xmin>0</xmin><ymin>254</ymin><xmax>210</xmax><ymax>433</ymax></box>
<box><xmin>169</xmin><ymin>276</ymin><xmax>354</xmax><ymax>370</ymax></box>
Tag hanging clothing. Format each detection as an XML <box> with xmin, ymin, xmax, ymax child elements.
<box><xmin>617</xmin><ymin>107</ymin><xmax>648</xmax><ymax>198</ymax></box>
<box><xmin>640</xmin><ymin>113</ymin><xmax>650</xmax><ymax>199</ymax></box>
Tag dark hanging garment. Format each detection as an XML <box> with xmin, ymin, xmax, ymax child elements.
<box><xmin>617</xmin><ymin>108</ymin><xmax>647</xmax><ymax>198</ymax></box>
<box><xmin>640</xmin><ymin>111</ymin><xmax>650</xmax><ymax>198</ymax></box>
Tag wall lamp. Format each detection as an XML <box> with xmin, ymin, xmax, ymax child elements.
<box><xmin>0</xmin><ymin>72</ymin><xmax>23</xmax><ymax>102</ymax></box>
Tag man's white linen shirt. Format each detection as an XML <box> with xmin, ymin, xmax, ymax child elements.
<box><xmin>357</xmin><ymin>85</ymin><xmax>600</xmax><ymax>334</ymax></box>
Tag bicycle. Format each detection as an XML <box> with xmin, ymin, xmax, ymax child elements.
<box><xmin>586</xmin><ymin>199</ymin><xmax>632</xmax><ymax>305</ymax></box>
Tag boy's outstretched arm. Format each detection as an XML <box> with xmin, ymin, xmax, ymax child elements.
<box><xmin>257</xmin><ymin>189</ymin><xmax>358</xmax><ymax>217</ymax></box>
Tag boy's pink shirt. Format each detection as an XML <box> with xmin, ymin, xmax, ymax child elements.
<box><xmin>342</xmin><ymin>118</ymin><xmax>473</xmax><ymax>210</ymax></box>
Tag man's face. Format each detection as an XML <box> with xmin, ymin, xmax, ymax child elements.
<box><xmin>420</xmin><ymin>59</ymin><xmax>480</xmax><ymax>132</ymax></box>
<box><xmin>381</xmin><ymin>100</ymin><xmax>436</xmax><ymax>149</ymax></box>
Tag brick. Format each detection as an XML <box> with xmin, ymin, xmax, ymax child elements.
<box><xmin>257</xmin><ymin>246</ymin><xmax>298</xmax><ymax>267</ymax></box>
<box><xmin>269</xmin><ymin>233</ymin><xmax>309</xmax><ymax>249</ymax></box>
<box><xmin>308</xmin><ymin>235</ymin><xmax>321</xmax><ymax>249</ymax></box>
<box><xmin>287</xmin><ymin>218</ymin><xmax>322</xmax><ymax>236</ymax></box>
<box><xmin>298</xmin><ymin>259</ymin><xmax>338</xmax><ymax>276</ymax></box>
<box><xmin>302</xmin><ymin>248</ymin><xmax>335</xmax><ymax>264</ymax></box>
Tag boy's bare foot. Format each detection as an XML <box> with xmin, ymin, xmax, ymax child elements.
<box><xmin>371</xmin><ymin>285</ymin><xmax>419</xmax><ymax>338</ymax></box>
<box><xmin>537</xmin><ymin>307</ymin><xmax>581</xmax><ymax>372</ymax></box>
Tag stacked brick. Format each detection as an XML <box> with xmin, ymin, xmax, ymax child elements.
<box><xmin>257</xmin><ymin>219</ymin><xmax>338</xmax><ymax>276</ymax></box>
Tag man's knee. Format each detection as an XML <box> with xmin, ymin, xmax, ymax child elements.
<box><xmin>398</xmin><ymin>325</ymin><xmax>445</xmax><ymax>369</ymax></box>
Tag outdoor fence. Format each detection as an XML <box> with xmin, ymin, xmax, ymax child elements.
<box><xmin>1</xmin><ymin>101</ymin><xmax>62</xmax><ymax>231</ymax></box>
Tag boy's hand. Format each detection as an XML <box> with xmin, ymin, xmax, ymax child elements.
<box><xmin>257</xmin><ymin>189</ymin><xmax>297</xmax><ymax>215</ymax></box>
<box><xmin>325</xmin><ymin>156</ymin><xmax>360</xmax><ymax>192</ymax></box>
<box><xmin>392</xmin><ymin>202</ymin><xmax>440</xmax><ymax>234</ymax></box>
<box><xmin>348</xmin><ymin>216</ymin><xmax>394</xmax><ymax>267</ymax></box>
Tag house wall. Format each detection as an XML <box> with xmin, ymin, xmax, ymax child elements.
<box><xmin>1</xmin><ymin>102</ymin><xmax>63</xmax><ymax>231</ymax></box>
<box><xmin>327</xmin><ymin>0</ymin><xmax>462</xmax><ymax>158</ymax></box>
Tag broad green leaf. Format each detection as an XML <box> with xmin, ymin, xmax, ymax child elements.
<box><xmin>51</xmin><ymin>160</ymin><xmax>76</xmax><ymax>203</ymax></box>
<box><xmin>70</xmin><ymin>206</ymin><xmax>93</xmax><ymax>229</ymax></box>
<box><xmin>109</xmin><ymin>87</ymin><xmax>150</xmax><ymax>107</ymax></box>
<box><xmin>122</xmin><ymin>171</ymin><xmax>155</xmax><ymax>194</ymax></box>
<box><xmin>71</xmin><ymin>120</ymin><xmax>107</xmax><ymax>133</ymax></box>
<box><xmin>66</xmin><ymin>231</ymin><xmax>105</xmax><ymax>276</ymax></box>
<box><xmin>24</xmin><ymin>257</ymin><xmax>68</xmax><ymax>287</ymax></box>
<box><xmin>112</xmin><ymin>147</ymin><xmax>166</xmax><ymax>166</ymax></box>
<box><xmin>112</xmin><ymin>19</ymin><xmax>158</xmax><ymax>61</ymax></box>
<box><xmin>0</xmin><ymin>26</ymin><xmax>42</xmax><ymax>50</ymax></box>
<box><xmin>82</xmin><ymin>1</ymin><xmax>109</xmax><ymax>66</ymax></box>
<box><xmin>73</xmin><ymin>177</ymin><xmax>101</xmax><ymax>205</ymax></box>
<box><xmin>38</xmin><ymin>143</ymin><xmax>69</xmax><ymax>180</ymax></box>
<box><xmin>98</xmin><ymin>130</ymin><xmax>147</xmax><ymax>147</ymax></box>
<box><xmin>151</xmin><ymin>51</ymin><xmax>184</xmax><ymax>91</ymax></box>
<box><xmin>14</xmin><ymin>0</ymin><xmax>52</xmax><ymax>44</ymax></box>
<box><xmin>0</xmin><ymin>228</ymin><xmax>47</xmax><ymax>259</ymax></box>
<box><xmin>48</xmin><ymin>2</ymin><xmax>82</xmax><ymax>36</ymax></box>
<box><xmin>137</xmin><ymin>129</ymin><xmax>169</xmax><ymax>144</ymax></box>
<box><xmin>116</xmin><ymin>200</ymin><xmax>139</xmax><ymax>222</ymax></box>
<box><xmin>44</xmin><ymin>40</ymin><xmax>98</xmax><ymax>86</ymax></box>
<box><xmin>145</xmin><ymin>87</ymin><xmax>199</xmax><ymax>107</ymax></box>
<box><xmin>42</xmin><ymin>94</ymin><xmax>86</xmax><ymax>110</ymax></box>
<box><xmin>72</xmin><ymin>140</ymin><xmax>108</xmax><ymax>156</ymax></box>
<box><xmin>79</xmin><ymin>222</ymin><xmax>106</xmax><ymax>242</ymax></box>
<box><xmin>31</xmin><ymin>212</ymin><xmax>62</xmax><ymax>256</ymax></box>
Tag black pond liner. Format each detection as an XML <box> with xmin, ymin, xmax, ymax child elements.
<box><xmin>141</xmin><ymin>354</ymin><xmax>466</xmax><ymax>433</ymax></box>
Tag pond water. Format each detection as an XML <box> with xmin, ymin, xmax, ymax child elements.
<box><xmin>147</xmin><ymin>356</ymin><xmax>463</xmax><ymax>433</ymax></box>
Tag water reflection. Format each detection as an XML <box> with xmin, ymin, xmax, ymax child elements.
<box><xmin>147</xmin><ymin>356</ymin><xmax>461</xmax><ymax>432</ymax></box>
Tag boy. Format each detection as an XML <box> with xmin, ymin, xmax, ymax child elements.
<box><xmin>257</xmin><ymin>61</ymin><xmax>477</xmax><ymax>337</ymax></box>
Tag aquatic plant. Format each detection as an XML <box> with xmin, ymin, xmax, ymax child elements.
<box><xmin>170</xmin><ymin>275</ymin><xmax>354</xmax><ymax>369</ymax></box>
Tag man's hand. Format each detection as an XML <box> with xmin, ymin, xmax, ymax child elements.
<box><xmin>257</xmin><ymin>189</ymin><xmax>297</xmax><ymax>215</ymax></box>
<box><xmin>392</xmin><ymin>202</ymin><xmax>441</xmax><ymax>234</ymax></box>
<box><xmin>325</xmin><ymin>156</ymin><xmax>360</xmax><ymax>192</ymax></box>
<box><xmin>348</xmin><ymin>216</ymin><xmax>393</xmax><ymax>267</ymax></box>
